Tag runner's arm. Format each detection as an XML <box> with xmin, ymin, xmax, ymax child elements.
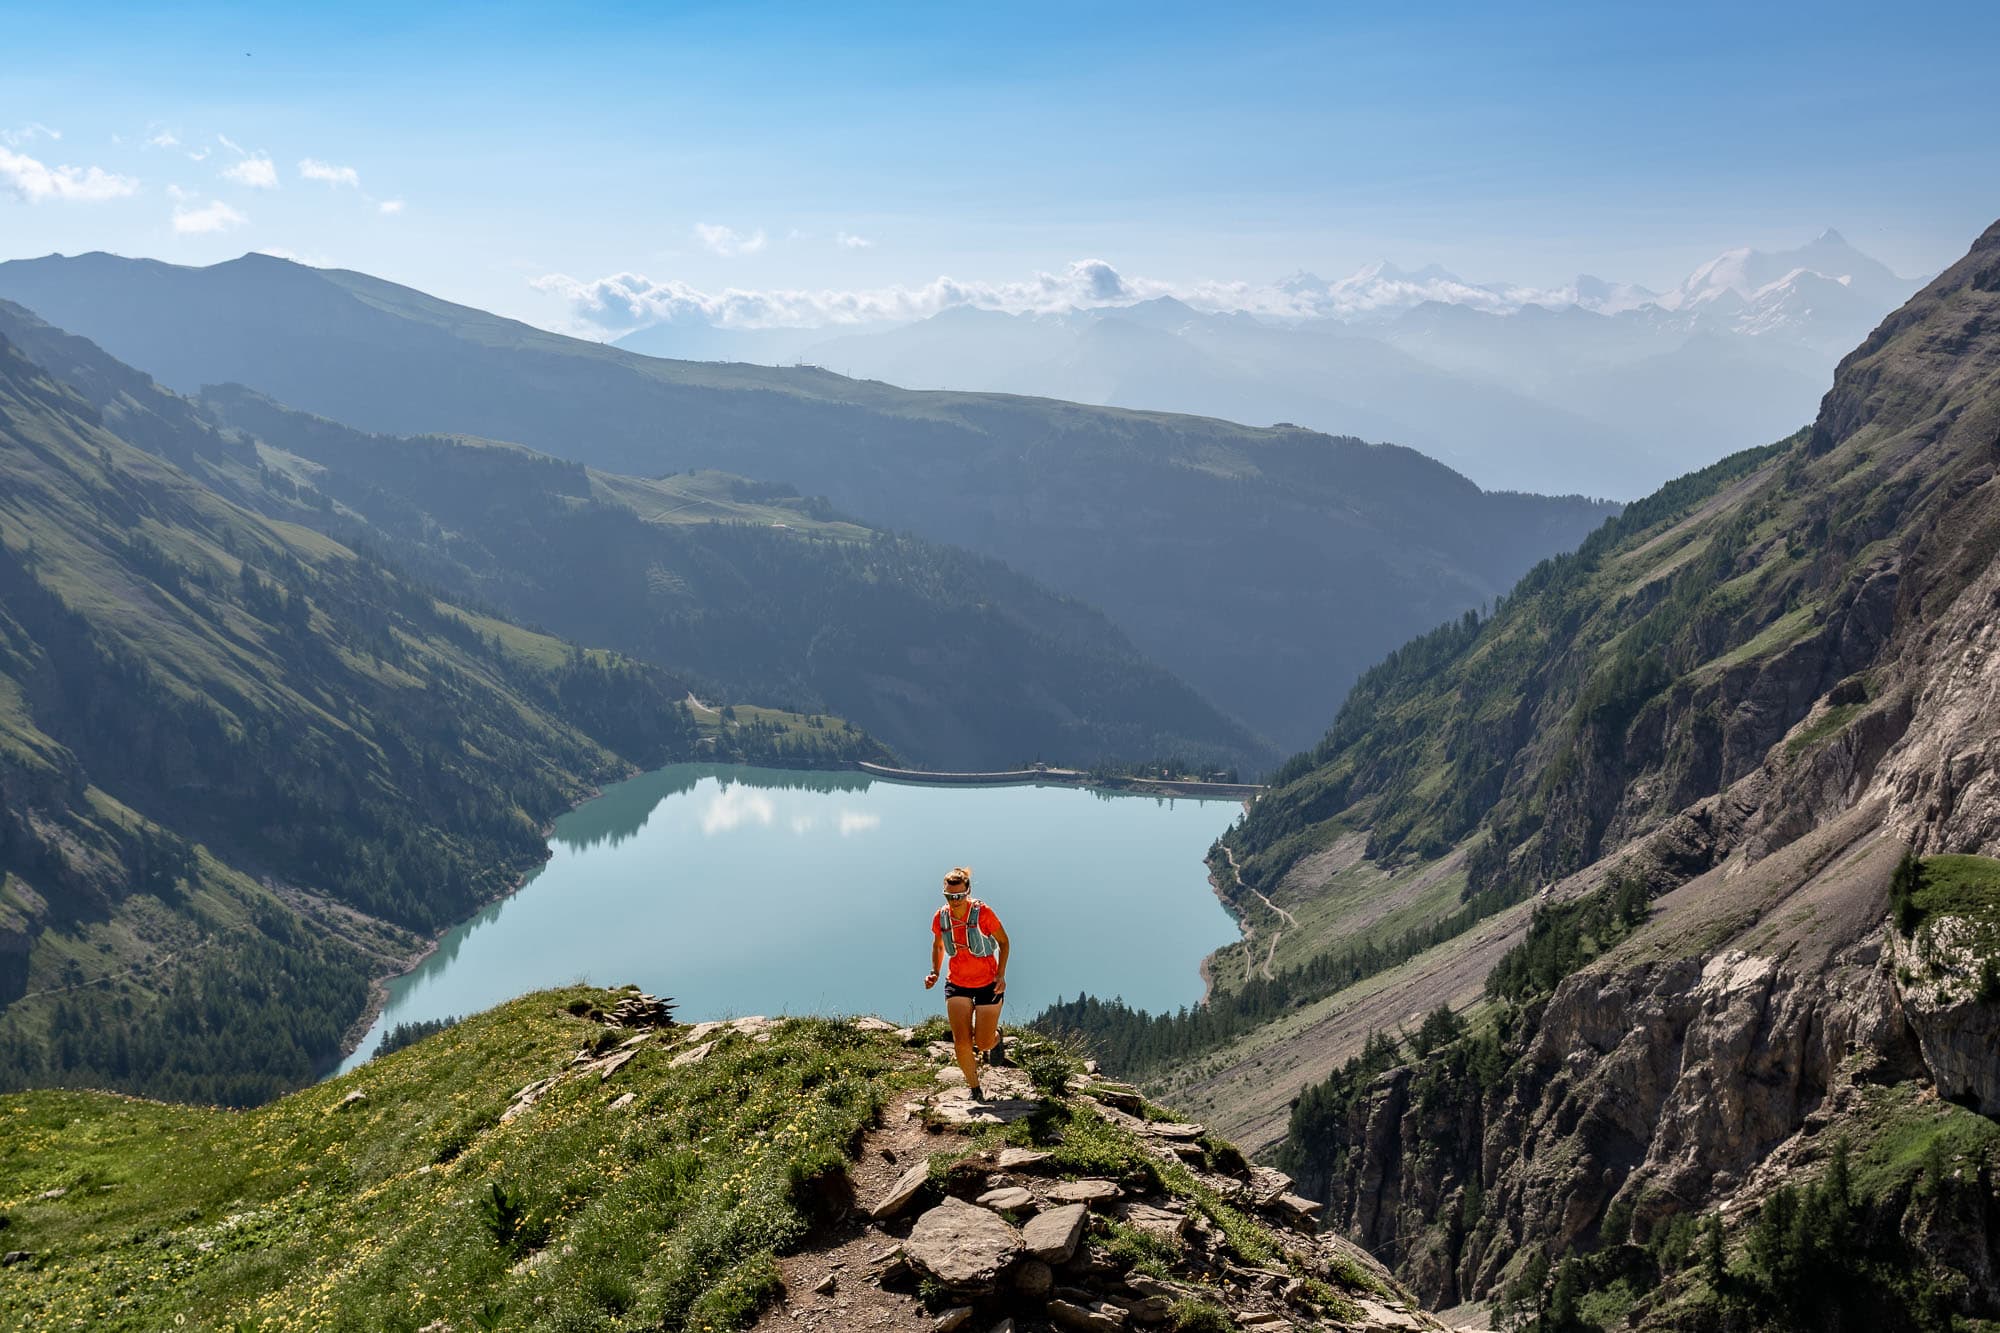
<box><xmin>927</xmin><ymin>930</ymin><xmax>944</xmax><ymax>987</ymax></box>
<box><xmin>992</xmin><ymin>920</ymin><xmax>1010</xmax><ymax>991</ymax></box>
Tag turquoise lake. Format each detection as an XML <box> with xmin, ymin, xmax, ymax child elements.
<box><xmin>337</xmin><ymin>764</ymin><xmax>1243</xmax><ymax>1073</ymax></box>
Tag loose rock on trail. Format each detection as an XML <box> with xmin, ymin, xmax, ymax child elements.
<box><xmin>748</xmin><ymin>1024</ymin><xmax>1446</xmax><ymax>1333</ymax></box>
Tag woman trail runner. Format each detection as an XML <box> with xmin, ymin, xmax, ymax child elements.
<box><xmin>923</xmin><ymin>865</ymin><xmax>1011</xmax><ymax>1100</ymax></box>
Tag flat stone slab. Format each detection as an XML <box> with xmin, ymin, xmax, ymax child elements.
<box><xmin>1353</xmin><ymin>1296</ymin><xmax>1430</xmax><ymax>1329</ymax></box>
<box><xmin>1143</xmin><ymin>1121</ymin><xmax>1206</xmax><ymax>1140</ymax></box>
<box><xmin>978</xmin><ymin>1186</ymin><xmax>1035</xmax><ymax>1212</ymax></box>
<box><xmin>1049</xmin><ymin>1299</ymin><xmax>1127</xmax><ymax>1331</ymax></box>
<box><xmin>1116</xmin><ymin>1201</ymin><xmax>1187</xmax><ymax>1242</ymax></box>
<box><xmin>868</xmin><ymin>1160</ymin><xmax>933</xmax><ymax>1220</ymax></box>
<box><xmin>1248</xmin><ymin>1166</ymin><xmax>1294</xmax><ymax>1205</ymax></box>
<box><xmin>669</xmin><ymin>1040</ymin><xmax>716</xmax><ymax>1068</ymax></box>
<box><xmin>904</xmin><ymin>1197</ymin><xmax>1022</xmax><ymax>1292</ymax></box>
<box><xmin>928</xmin><ymin>1092</ymin><xmax>1044</xmax><ymax>1127</ymax></box>
<box><xmin>1021</xmin><ymin>1201</ymin><xmax>1089</xmax><ymax>1263</ymax></box>
<box><xmin>1047</xmin><ymin>1178</ymin><xmax>1122</xmax><ymax>1206</ymax></box>
<box><xmin>996</xmin><ymin>1147</ymin><xmax>1053</xmax><ymax>1171</ymax></box>
<box><xmin>595</xmin><ymin>1048</ymin><xmax>641</xmax><ymax>1081</ymax></box>
<box><xmin>1081</xmin><ymin>1084</ymin><xmax>1144</xmax><ymax>1113</ymax></box>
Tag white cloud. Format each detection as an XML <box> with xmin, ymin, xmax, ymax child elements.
<box><xmin>701</xmin><ymin>784</ymin><xmax>775</xmax><ymax>834</ymax></box>
<box><xmin>146</xmin><ymin>129</ymin><xmax>181</xmax><ymax>150</ymax></box>
<box><xmin>1</xmin><ymin>123</ymin><xmax>61</xmax><ymax>146</ymax></box>
<box><xmin>217</xmin><ymin>133</ymin><xmax>243</xmax><ymax>155</ymax></box>
<box><xmin>694</xmin><ymin>222</ymin><xmax>766</xmax><ymax>257</ymax></box>
<box><xmin>166</xmin><ymin>183</ymin><xmax>195</xmax><ymax>202</ymax></box>
<box><xmin>836</xmin><ymin>231</ymin><xmax>874</xmax><ymax>250</ymax></box>
<box><xmin>377</xmin><ymin>198</ymin><xmax>405</xmax><ymax>215</ymax></box>
<box><xmin>532</xmin><ymin>251</ymin><xmax>1629</xmax><ymax>336</ymax></box>
<box><xmin>172</xmin><ymin>199</ymin><xmax>248</xmax><ymax>234</ymax></box>
<box><xmin>299</xmin><ymin>157</ymin><xmax>360</xmax><ymax>188</ymax></box>
<box><xmin>0</xmin><ymin>148</ymin><xmax>140</xmax><ymax>203</ymax></box>
<box><xmin>221</xmin><ymin>154</ymin><xmax>278</xmax><ymax>189</ymax></box>
<box><xmin>533</xmin><ymin>257</ymin><xmax>1153</xmax><ymax>332</ymax></box>
<box><xmin>837</xmin><ymin>810</ymin><xmax>881</xmax><ymax>837</ymax></box>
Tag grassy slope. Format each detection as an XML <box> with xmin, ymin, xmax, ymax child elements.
<box><xmin>0</xmin><ymin>991</ymin><xmax>907</xmax><ymax>1332</ymax></box>
<box><xmin>0</xmin><ymin>990</ymin><xmax>1398</xmax><ymax>1333</ymax></box>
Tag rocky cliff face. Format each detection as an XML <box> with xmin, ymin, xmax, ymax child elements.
<box><xmin>1269</xmin><ymin>220</ymin><xmax>2000</xmax><ymax>1327</ymax></box>
<box><xmin>1299</xmin><ymin>855</ymin><xmax>2000</xmax><ymax>1320</ymax></box>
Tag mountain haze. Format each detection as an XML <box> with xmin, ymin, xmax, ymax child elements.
<box><xmin>0</xmin><ymin>251</ymin><xmax>1617</xmax><ymax>750</ymax></box>
<box><xmin>737</xmin><ymin>232</ymin><xmax>1922</xmax><ymax>498</ymax></box>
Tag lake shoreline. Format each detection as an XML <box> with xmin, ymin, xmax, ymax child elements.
<box><xmin>1201</xmin><ymin>856</ymin><xmax>1254</xmax><ymax>1006</ymax></box>
<box><xmin>331</xmin><ymin>760</ymin><xmax>1245</xmax><ymax>1076</ymax></box>
<box><xmin>330</xmin><ymin>774</ymin><xmax>609</xmax><ymax>1070</ymax></box>
<box><xmin>856</xmin><ymin>761</ymin><xmax>1266</xmax><ymax>801</ymax></box>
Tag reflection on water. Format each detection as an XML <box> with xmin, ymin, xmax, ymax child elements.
<box><xmin>555</xmin><ymin>764</ymin><xmax>874</xmax><ymax>852</ymax></box>
<box><xmin>338</xmin><ymin>763</ymin><xmax>1238</xmax><ymax>1074</ymax></box>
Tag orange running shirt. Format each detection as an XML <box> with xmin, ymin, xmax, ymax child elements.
<box><xmin>933</xmin><ymin>902</ymin><xmax>1003</xmax><ymax>987</ymax></box>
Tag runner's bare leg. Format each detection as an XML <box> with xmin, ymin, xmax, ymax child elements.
<box><xmin>947</xmin><ymin>995</ymin><xmax>980</xmax><ymax>1089</ymax></box>
<box><xmin>974</xmin><ymin>998</ymin><xmax>1002</xmax><ymax>1056</ymax></box>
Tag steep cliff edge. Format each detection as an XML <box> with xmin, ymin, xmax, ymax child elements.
<box><xmin>1250</xmin><ymin>220</ymin><xmax>2000</xmax><ymax>1329</ymax></box>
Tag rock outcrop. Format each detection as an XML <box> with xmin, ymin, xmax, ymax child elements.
<box><xmin>1254</xmin><ymin>222</ymin><xmax>2000</xmax><ymax>1328</ymax></box>
<box><xmin>771</xmin><ymin>1035</ymin><xmax>1446</xmax><ymax>1333</ymax></box>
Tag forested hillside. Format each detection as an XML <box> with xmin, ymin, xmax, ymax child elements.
<box><xmin>0</xmin><ymin>252</ymin><xmax>1618</xmax><ymax>748</ymax></box>
<box><xmin>192</xmin><ymin>382</ymin><xmax>1270</xmax><ymax>772</ymax></box>
<box><xmin>0</xmin><ymin>326</ymin><xmax>871</xmax><ymax>1104</ymax></box>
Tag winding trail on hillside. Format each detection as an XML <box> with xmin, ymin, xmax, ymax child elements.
<box><xmin>13</xmin><ymin>941</ymin><xmax>209</xmax><ymax>1002</ymax></box>
<box><xmin>1217</xmin><ymin>843</ymin><xmax>1296</xmax><ymax>980</ymax></box>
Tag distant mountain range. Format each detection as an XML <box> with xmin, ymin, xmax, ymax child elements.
<box><xmin>0</xmin><ymin>252</ymin><xmax>1616</xmax><ymax>750</ymax></box>
<box><xmin>618</xmin><ymin>230</ymin><xmax>1920</xmax><ymax>499</ymax></box>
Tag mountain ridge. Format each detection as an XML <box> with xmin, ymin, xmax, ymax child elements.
<box><xmin>0</xmin><ymin>250</ymin><xmax>1617</xmax><ymax>750</ymax></box>
<box><xmin>0</xmin><ymin>292</ymin><xmax>1272</xmax><ymax>773</ymax></box>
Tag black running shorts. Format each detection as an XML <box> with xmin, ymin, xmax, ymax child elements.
<box><xmin>944</xmin><ymin>980</ymin><xmax>1003</xmax><ymax>1006</ymax></box>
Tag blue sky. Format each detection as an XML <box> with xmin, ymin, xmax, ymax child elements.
<box><xmin>4</xmin><ymin>0</ymin><xmax>1996</xmax><ymax>332</ymax></box>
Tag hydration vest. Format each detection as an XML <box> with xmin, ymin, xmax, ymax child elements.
<box><xmin>936</xmin><ymin>901</ymin><xmax>999</xmax><ymax>959</ymax></box>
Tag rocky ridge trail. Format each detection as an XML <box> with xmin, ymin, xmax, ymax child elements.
<box><xmin>748</xmin><ymin>1029</ymin><xmax>1451</xmax><ymax>1333</ymax></box>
